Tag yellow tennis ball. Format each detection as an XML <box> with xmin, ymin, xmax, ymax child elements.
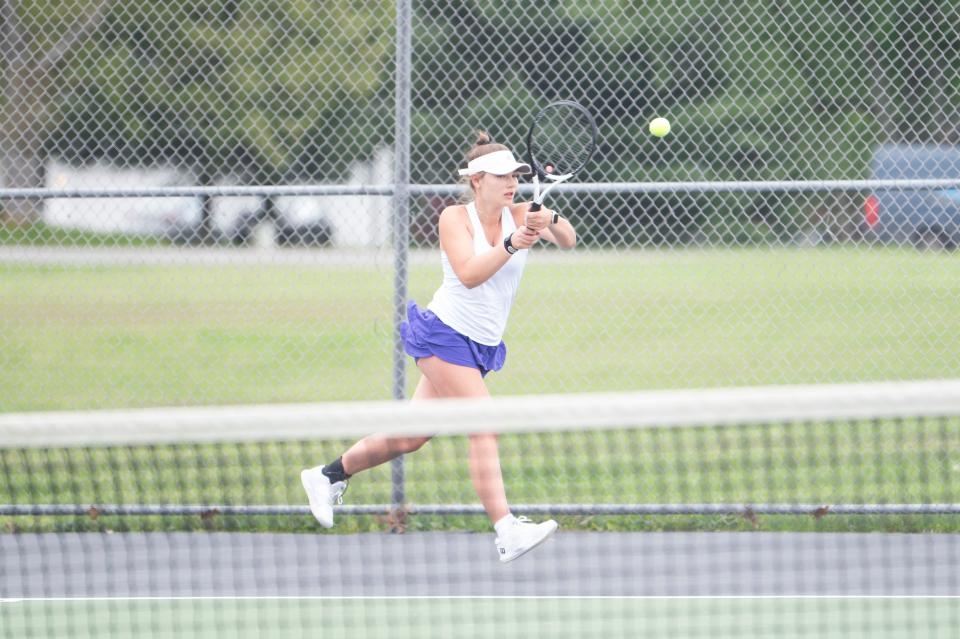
<box><xmin>649</xmin><ymin>117</ymin><xmax>671</xmax><ymax>137</ymax></box>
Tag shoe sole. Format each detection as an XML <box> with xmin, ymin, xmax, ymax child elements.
<box><xmin>499</xmin><ymin>521</ymin><xmax>558</xmax><ymax>563</ymax></box>
<box><xmin>300</xmin><ymin>469</ymin><xmax>334</xmax><ymax>528</ymax></box>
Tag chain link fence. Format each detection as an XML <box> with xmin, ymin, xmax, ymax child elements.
<box><xmin>2</xmin><ymin>0</ymin><xmax>960</xmax><ymax>412</ymax></box>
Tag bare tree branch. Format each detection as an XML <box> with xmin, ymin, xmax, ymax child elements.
<box><xmin>38</xmin><ymin>0</ymin><xmax>113</xmax><ymax>72</ymax></box>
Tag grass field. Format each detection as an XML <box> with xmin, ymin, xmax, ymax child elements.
<box><xmin>2</xmin><ymin>246</ymin><xmax>959</xmax><ymax>411</ymax></box>
<box><xmin>3</xmin><ymin>597</ymin><xmax>959</xmax><ymax>638</ymax></box>
<box><xmin>2</xmin><ymin>246</ymin><xmax>959</xmax><ymax>534</ymax></box>
<box><xmin>0</xmin><ymin>223</ymin><xmax>167</xmax><ymax>248</ymax></box>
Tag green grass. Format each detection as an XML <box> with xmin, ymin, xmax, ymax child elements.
<box><xmin>2</xmin><ymin>246</ymin><xmax>959</xmax><ymax>411</ymax></box>
<box><xmin>2</xmin><ymin>246</ymin><xmax>960</xmax><ymax>534</ymax></box>
<box><xmin>3</xmin><ymin>598</ymin><xmax>959</xmax><ymax>639</ymax></box>
<box><xmin>0</xmin><ymin>222</ymin><xmax>166</xmax><ymax>247</ymax></box>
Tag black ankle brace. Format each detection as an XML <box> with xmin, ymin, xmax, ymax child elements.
<box><xmin>322</xmin><ymin>457</ymin><xmax>352</xmax><ymax>483</ymax></box>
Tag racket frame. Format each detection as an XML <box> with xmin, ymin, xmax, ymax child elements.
<box><xmin>525</xmin><ymin>100</ymin><xmax>597</xmax><ymax>212</ymax></box>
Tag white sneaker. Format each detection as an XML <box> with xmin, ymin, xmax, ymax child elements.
<box><xmin>495</xmin><ymin>516</ymin><xmax>558</xmax><ymax>563</ymax></box>
<box><xmin>300</xmin><ymin>465</ymin><xmax>347</xmax><ymax>528</ymax></box>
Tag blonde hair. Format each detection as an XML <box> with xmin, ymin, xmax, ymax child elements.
<box><xmin>459</xmin><ymin>130</ymin><xmax>509</xmax><ymax>202</ymax></box>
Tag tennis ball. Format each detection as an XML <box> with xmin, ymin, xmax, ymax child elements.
<box><xmin>649</xmin><ymin>117</ymin><xmax>671</xmax><ymax>137</ymax></box>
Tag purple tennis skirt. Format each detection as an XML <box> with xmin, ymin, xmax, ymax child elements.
<box><xmin>400</xmin><ymin>301</ymin><xmax>506</xmax><ymax>377</ymax></box>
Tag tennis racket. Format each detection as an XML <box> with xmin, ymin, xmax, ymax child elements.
<box><xmin>525</xmin><ymin>100</ymin><xmax>598</xmax><ymax>213</ymax></box>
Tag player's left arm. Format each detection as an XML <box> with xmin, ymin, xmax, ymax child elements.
<box><xmin>513</xmin><ymin>203</ymin><xmax>576</xmax><ymax>248</ymax></box>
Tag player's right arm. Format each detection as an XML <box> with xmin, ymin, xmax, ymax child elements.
<box><xmin>439</xmin><ymin>206</ymin><xmax>537</xmax><ymax>289</ymax></box>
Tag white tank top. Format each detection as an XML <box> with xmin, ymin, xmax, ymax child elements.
<box><xmin>427</xmin><ymin>202</ymin><xmax>528</xmax><ymax>345</ymax></box>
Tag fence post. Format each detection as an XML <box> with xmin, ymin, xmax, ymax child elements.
<box><xmin>390</xmin><ymin>0</ymin><xmax>413</xmax><ymax>532</ymax></box>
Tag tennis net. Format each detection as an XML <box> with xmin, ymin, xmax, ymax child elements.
<box><xmin>2</xmin><ymin>380</ymin><xmax>959</xmax><ymax>637</ymax></box>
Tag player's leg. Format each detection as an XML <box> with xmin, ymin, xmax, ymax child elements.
<box><xmin>414</xmin><ymin>355</ymin><xmax>509</xmax><ymax>521</ymax></box>
<box><xmin>340</xmin><ymin>375</ymin><xmax>437</xmax><ymax>474</ymax></box>
<box><xmin>301</xmin><ymin>375</ymin><xmax>437</xmax><ymax>528</ymax></box>
<box><xmin>416</xmin><ymin>356</ymin><xmax>557</xmax><ymax>562</ymax></box>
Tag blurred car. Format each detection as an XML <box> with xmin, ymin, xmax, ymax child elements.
<box><xmin>229</xmin><ymin>209</ymin><xmax>333</xmax><ymax>247</ymax></box>
<box><xmin>864</xmin><ymin>145</ymin><xmax>960</xmax><ymax>250</ymax></box>
<box><xmin>165</xmin><ymin>201</ymin><xmax>334</xmax><ymax>247</ymax></box>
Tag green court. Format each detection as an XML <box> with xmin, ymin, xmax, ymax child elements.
<box><xmin>3</xmin><ymin>597</ymin><xmax>959</xmax><ymax>638</ymax></box>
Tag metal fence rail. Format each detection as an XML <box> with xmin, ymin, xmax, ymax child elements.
<box><xmin>3</xmin><ymin>179</ymin><xmax>960</xmax><ymax>199</ymax></box>
<box><xmin>5</xmin><ymin>503</ymin><xmax>960</xmax><ymax>517</ymax></box>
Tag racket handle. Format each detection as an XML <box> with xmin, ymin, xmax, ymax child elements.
<box><xmin>529</xmin><ymin>202</ymin><xmax>542</xmax><ymax>212</ymax></box>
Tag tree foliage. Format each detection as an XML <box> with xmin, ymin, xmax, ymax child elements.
<box><xmin>45</xmin><ymin>0</ymin><xmax>394</xmax><ymax>183</ymax></box>
<box><xmin>3</xmin><ymin>0</ymin><xmax>958</xmax><ymax>239</ymax></box>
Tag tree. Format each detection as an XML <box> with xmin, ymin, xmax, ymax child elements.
<box><xmin>1</xmin><ymin>0</ymin><xmax>113</xmax><ymax>224</ymax></box>
<box><xmin>3</xmin><ymin>0</ymin><xmax>394</xmax><ymax>228</ymax></box>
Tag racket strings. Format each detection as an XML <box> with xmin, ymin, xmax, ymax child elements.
<box><xmin>530</xmin><ymin>108</ymin><xmax>595</xmax><ymax>176</ymax></box>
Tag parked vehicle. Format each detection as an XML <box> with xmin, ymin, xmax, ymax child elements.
<box><xmin>164</xmin><ymin>198</ymin><xmax>333</xmax><ymax>247</ymax></box>
<box><xmin>230</xmin><ymin>207</ymin><xmax>333</xmax><ymax>247</ymax></box>
<box><xmin>864</xmin><ymin>145</ymin><xmax>960</xmax><ymax>250</ymax></box>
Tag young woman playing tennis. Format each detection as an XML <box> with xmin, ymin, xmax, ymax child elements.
<box><xmin>302</xmin><ymin>131</ymin><xmax>577</xmax><ymax>563</ymax></box>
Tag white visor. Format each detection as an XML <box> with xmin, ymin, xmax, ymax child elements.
<box><xmin>457</xmin><ymin>150</ymin><xmax>532</xmax><ymax>176</ymax></box>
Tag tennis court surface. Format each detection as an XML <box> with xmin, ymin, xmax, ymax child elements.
<box><xmin>3</xmin><ymin>381</ymin><xmax>960</xmax><ymax>636</ymax></box>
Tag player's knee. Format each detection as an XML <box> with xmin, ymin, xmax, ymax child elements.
<box><xmin>410</xmin><ymin>436</ymin><xmax>432</xmax><ymax>452</ymax></box>
<box><xmin>397</xmin><ymin>436</ymin><xmax>430</xmax><ymax>454</ymax></box>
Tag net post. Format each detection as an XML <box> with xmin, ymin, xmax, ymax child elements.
<box><xmin>389</xmin><ymin>0</ymin><xmax>413</xmax><ymax>532</ymax></box>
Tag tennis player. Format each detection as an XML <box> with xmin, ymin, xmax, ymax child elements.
<box><xmin>302</xmin><ymin>131</ymin><xmax>576</xmax><ymax>562</ymax></box>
